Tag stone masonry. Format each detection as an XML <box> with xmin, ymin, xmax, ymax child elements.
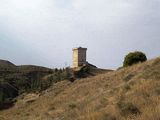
<box><xmin>72</xmin><ymin>47</ymin><xmax>87</xmax><ymax>68</ymax></box>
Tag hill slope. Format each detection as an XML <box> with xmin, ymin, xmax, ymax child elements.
<box><xmin>0</xmin><ymin>60</ymin><xmax>53</xmax><ymax>108</ymax></box>
<box><xmin>0</xmin><ymin>57</ymin><xmax>160</xmax><ymax>120</ymax></box>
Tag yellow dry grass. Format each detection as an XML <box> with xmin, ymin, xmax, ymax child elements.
<box><xmin>0</xmin><ymin>57</ymin><xmax>160</xmax><ymax>120</ymax></box>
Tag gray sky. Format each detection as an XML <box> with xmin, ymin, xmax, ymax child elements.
<box><xmin>0</xmin><ymin>0</ymin><xmax>160</xmax><ymax>69</ymax></box>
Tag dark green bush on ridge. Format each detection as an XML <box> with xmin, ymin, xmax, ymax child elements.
<box><xmin>123</xmin><ymin>51</ymin><xmax>147</xmax><ymax>67</ymax></box>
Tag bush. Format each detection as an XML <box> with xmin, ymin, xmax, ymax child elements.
<box><xmin>123</xmin><ymin>51</ymin><xmax>147</xmax><ymax>67</ymax></box>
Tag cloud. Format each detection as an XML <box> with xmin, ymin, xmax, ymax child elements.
<box><xmin>0</xmin><ymin>0</ymin><xmax>160</xmax><ymax>69</ymax></box>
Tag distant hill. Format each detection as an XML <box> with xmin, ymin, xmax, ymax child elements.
<box><xmin>0</xmin><ymin>57</ymin><xmax>160</xmax><ymax>120</ymax></box>
<box><xmin>0</xmin><ymin>59</ymin><xmax>52</xmax><ymax>72</ymax></box>
<box><xmin>0</xmin><ymin>60</ymin><xmax>53</xmax><ymax>109</ymax></box>
<box><xmin>18</xmin><ymin>65</ymin><xmax>52</xmax><ymax>71</ymax></box>
<box><xmin>0</xmin><ymin>60</ymin><xmax>16</xmax><ymax>69</ymax></box>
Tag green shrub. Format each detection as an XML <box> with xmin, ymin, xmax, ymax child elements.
<box><xmin>123</xmin><ymin>51</ymin><xmax>147</xmax><ymax>67</ymax></box>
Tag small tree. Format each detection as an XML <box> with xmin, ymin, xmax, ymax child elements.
<box><xmin>123</xmin><ymin>51</ymin><xmax>147</xmax><ymax>67</ymax></box>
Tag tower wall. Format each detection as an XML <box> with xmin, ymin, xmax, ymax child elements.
<box><xmin>72</xmin><ymin>47</ymin><xmax>87</xmax><ymax>68</ymax></box>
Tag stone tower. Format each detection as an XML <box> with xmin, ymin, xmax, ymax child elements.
<box><xmin>72</xmin><ymin>47</ymin><xmax>87</xmax><ymax>68</ymax></box>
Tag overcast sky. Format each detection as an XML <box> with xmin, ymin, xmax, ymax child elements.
<box><xmin>0</xmin><ymin>0</ymin><xmax>160</xmax><ymax>69</ymax></box>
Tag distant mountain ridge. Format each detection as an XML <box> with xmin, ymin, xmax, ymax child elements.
<box><xmin>0</xmin><ymin>60</ymin><xmax>16</xmax><ymax>68</ymax></box>
<box><xmin>0</xmin><ymin>59</ymin><xmax>51</xmax><ymax>72</ymax></box>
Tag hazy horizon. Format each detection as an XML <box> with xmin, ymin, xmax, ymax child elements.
<box><xmin>0</xmin><ymin>0</ymin><xmax>160</xmax><ymax>69</ymax></box>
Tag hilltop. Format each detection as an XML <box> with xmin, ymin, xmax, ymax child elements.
<box><xmin>0</xmin><ymin>60</ymin><xmax>51</xmax><ymax>70</ymax></box>
<box><xmin>0</xmin><ymin>57</ymin><xmax>159</xmax><ymax>120</ymax></box>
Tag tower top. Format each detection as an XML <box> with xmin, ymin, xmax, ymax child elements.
<box><xmin>72</xmin><ymin>47</ymin><xmax>87</xmax><ymax>51</ymax></box>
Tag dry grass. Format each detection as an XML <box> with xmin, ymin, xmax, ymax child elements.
<box><xmin>0</xmin><ymin>57</ymin><xmax>160</xmax><ymax>120</ymax></box>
